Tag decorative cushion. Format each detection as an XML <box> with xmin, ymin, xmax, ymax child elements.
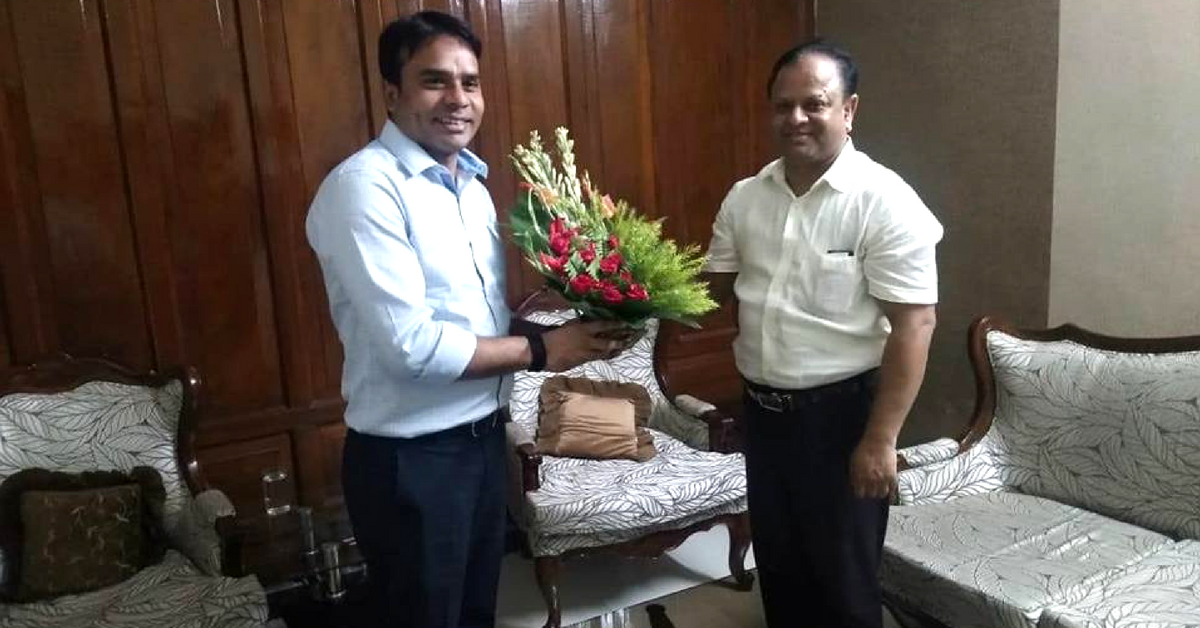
<box><xmin>537</xmin><ymin>377</ymin><xmax>656</xmax><ymax>462</ymax></box>
<box><xmin>883</xmin><ymin>491</ymin><xmax>1172</xmax><ymax>628</ymax></box>
<box><xmin>985</xmin><ymin>332</ymin><xmax>1200</xmax><ymax>539</ymax></box>
<box><xmin>0</xmin><ymin>467</ymin><xmax>167</xmax><ymax>601</ymax></box>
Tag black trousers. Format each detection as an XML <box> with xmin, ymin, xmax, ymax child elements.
<box><xmin>342</xmin><ymin>412</ymin><xmax>507</xmax><ymax>628</ymax></box>
<box><xmin>742</xmin><ymin>372</ymin><xmax>889</xmax><ymax>628</ymax></box>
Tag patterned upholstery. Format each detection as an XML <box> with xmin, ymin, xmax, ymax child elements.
<box><xmin>984</xmin><ymin>333</ymin><xmax>1200</xmax><ymax>539</ymax></box>
<box><xmin>885</xmin><ymin>327</ymin><xmax>1200</xmax><ymax>628</ymax></box>
<box><xmin>884</xmin><ymin>492</ymin><xmax>1170</xmax><ymax>628</ymax></box>
<box><xmin>1037</xmin><ymin>541</ymin><xmax>1200</xmax><ymax>628</ymax></box>
<box><xmin>508</xmin><ymin>310</ymin><xmax>747</xmax><ymax>557</ymax></box>
<box><xmin>0</xmin><ymin>551</ymin><xmax>266</xmax><ymax>628</ymax></box>
<box><xmin>0</xmin><ymin>378</ymin><xmax>267</xmax><ymax>627</ymax></box>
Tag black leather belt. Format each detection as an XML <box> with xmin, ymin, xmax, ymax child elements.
<box><xmin>744</xmin><ymin>369</ymin><xmax>878</xmax><ymax>413</ymax></box>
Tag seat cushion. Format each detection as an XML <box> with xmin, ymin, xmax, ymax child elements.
<box><xmin>0</xmin><ymin>550</ymin><xmax>267</xmax><ymax>628</ymax></box>
<box><xmin>883</xmin><ymin>491</ymin><xmax>1172</xmax><ymax>628</ymax></box>
<box><xmin>1037</xmin><ymin>540</ymin><xmax>1200</xmax><ymax>628</ymax></box>
<box><xmin>521</xmin><ymin>429</ymin><xmax>746</xmax><ymax>538</ymax></box>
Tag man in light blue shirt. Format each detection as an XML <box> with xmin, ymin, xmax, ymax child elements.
<box><xmin>305</xmin><ymin>11</ymin><xmax>625</xmax><ymax>628</ymax></box>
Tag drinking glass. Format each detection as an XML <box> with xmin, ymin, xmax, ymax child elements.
<box><xmin>261</xmin><ymin>468</ymin><xmax>293</xmax><ymax>517</ymax></box>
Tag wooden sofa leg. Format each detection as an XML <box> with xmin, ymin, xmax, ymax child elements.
<box><xmin>727</xmin><ymin>513</ymin><xmax>755</xmax><ymax>591</ymax></box>
<box><xmin>534</xmin><ymin>555</ymin><xmax>562</xmax><ymax>628</ymax></box>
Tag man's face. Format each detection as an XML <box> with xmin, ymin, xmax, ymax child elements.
<box><xmin>770</xmin><ymin>53</ymin><xmax>858</xmax><ymax>169</ymax></box>
<box><xmin>385</xmin><ymin>35</ymin><xmax>484</xmax><ymax>167</ymax></box>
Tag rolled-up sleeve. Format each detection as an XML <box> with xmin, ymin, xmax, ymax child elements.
<box><xmin>307</xmin><ymin>171</ymin><xmax>476</xmax><ymax>381</ymax></box>
<box><xmin>862</xmin><ymin>185</ymin><xmax>944</xmax><ymax>305</ymax></box>
<box><xmin>704</xmin><ymin>190</ymin><xmax>741</xmax><ymax>273</ymax></box>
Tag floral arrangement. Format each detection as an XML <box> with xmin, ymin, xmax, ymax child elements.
<box><xmin>508</xmin><ymin>128</ymin><xmax>717</xmax><ymax>327</ymax></box>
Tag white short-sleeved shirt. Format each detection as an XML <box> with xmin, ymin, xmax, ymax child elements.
<box><xmin>706</xmin><ymin>140</ymin><xmax>943</xmax><ymax>390</ymax></box>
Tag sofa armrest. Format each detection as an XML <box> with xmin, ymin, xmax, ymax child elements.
<box><xmin>673</xmin><ymin>394</ymin><xmax>738</xmax><ymax>453</ymax></box>
<box><xmin>897</xmin><ymin>437</ymin><xmax>960</xmax><ymax>470</ymax></box>
<box><xmin>505</xmin><ymin>422</ymin><xmax>541</xmax><ymax>492</ymax></box>
<box><xmin>895</xmin><ymin>433</ymin><xmax>1005</xmax><ymax>505</ymax></box>
<box><xmin>169</xmin><ymin>489</ymin><xmax>243</xmax><ymax>577</ymax></box>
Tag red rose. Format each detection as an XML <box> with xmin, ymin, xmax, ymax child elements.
<box><xmin>619</xmin><ymin>270</ymin><xmax>633</xmax><ymax>283</ymax></box>
<box><xmin>568</xmin><ymin>274</ymin><xmax>596</xmax><ymax>295</ymax></box>
<box><xmin>601</xmin><ymin>285</ymin><xmax>625</xmax><ymax>304</ymax></box>
<box><xmin>550</xmin><ymin>234</ymin><xmax>572</xmax><ymax>256</ymax></box>
<box><xmin>579</xmin><ymin>241</ymin><xmax>597</xmax><ymax>264</ymax></box>
<box><xmin>626</xmin><ymin>283</ymin><xmax>648</xmax><ymax>301</ymax></box>
<box><xmin>539</xmin><ymin>252</ymin><xmax>566</xmax><ymax>274</ymax></box>
<box><xmin>599</xmin><ymin>253</ymin><xmax>622</xmax><ymax>275</ymax></box>
<box><xmin>607</xmin><ymin>234</ymin><xmax>619</xmax><ymax>249</ymax></box>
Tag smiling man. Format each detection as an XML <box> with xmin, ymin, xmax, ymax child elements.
<box><xmin>305</xmin><ymin>11</ymin><xmax>625</xmax><ymax>628</ymax></box>
<box><xmin>703</xmin><ymin>40</ymin><xmax>943</xmax><ymax>628</ymax></box>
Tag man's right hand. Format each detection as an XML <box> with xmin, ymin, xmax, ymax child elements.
<box><xmin>541</xmin><ymin>320</ymin><xmax>637</xmax><ymax>372</ymax></box>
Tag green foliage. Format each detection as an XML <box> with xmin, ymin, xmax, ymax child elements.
<box><xmin>507</xmin><ymin>128</ymin><xmax>717</xmax><ymax>327</ymax></box>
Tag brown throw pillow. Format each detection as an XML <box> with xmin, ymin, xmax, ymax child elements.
<box><xmin>537</xmin><ymin>377</ymin><xmax>656</xmax><ymax>462</ymax></box>
<box><xmin>0</xmin><ymin>467</ymin><xmax>167</xmax><ymax>602</ymax></box>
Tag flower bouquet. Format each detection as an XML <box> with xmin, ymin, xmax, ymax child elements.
<box><xmin>508</xmin><ymin>128</ymin><xmax>717</xmax><ymax>328</ymax></box>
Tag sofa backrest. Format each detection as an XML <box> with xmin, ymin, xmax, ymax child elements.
<box><xmin>986</xmin><ymin>329</ymin><xmax>1200</xmax><ymax>539</ymax></box>
<box><xmin>0</xmin><ymin>379</ymin><xmax>191</xmax><ymax>535</ymax></box>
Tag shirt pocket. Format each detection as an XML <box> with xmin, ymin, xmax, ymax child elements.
<box><xmin>812</xmin><ymin>253</ymin><xmax>862</xmax><ymax>316</ymax></box>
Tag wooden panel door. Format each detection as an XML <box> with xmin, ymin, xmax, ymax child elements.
<box><xmin>0</xmin><ymin>0</ymin><xmax>812</xmax><ymax>575</ymax></box>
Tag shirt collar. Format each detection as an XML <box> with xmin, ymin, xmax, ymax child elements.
<box><xmin>379</xmin><ymin>119</ymin><xmax>489</xmax><ymax>181</ymax></box>
<box><xmin>764</xmin><ymin>138</ymin><xmax>857</xmax><ymax>195</ymax></box>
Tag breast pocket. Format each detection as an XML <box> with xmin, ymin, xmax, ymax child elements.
<box><xmin>812</xmin><ymin>253</ymin><xmax>862</xmax><ymax>315</ymax></box>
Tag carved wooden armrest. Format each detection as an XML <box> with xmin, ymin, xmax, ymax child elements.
<box><xmin>674</xmin><ymin>394</ymin><xmax>738</xmax><ymax>453</ymax></box>
<box><xmin>214</xmin><ymin>514</ymin><xmax>246</xmax><ymax>577</ymax></box>
<box><xmin>515</xmin><ymin>442</ymin><xmax>543</xmax><ymax>492</ymax></box>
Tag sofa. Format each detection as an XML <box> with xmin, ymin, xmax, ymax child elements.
<box><xmin>884</xmin><ymin>317</ymin><xmax>1200</xmax><ymax>628</ymax></box>
<box><xmin>0</xmin><ymin>356</ymin><xmax>268</xmax><ymax>628</ymax></box>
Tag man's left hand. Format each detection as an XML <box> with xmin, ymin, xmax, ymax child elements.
<box><xmin>849</xmin><ymin>437</ymin><xmax>897</xmax><ymax>500</ymax></box>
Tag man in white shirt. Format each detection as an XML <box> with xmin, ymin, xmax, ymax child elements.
<box><xmin>306</xmin><ymin>11</ymin><xmax>627</xmax><ymax>628</ymax></box>
<box><xmin>704</xmin><ymin>40</ymin><xmax>942</xmax><ymax>628</ymax></box>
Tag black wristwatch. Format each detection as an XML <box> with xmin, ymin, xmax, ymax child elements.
<box><xmin>525</xmin><ymin>333</ymin><xmax>547</xmax><ymax>372</ymax></box>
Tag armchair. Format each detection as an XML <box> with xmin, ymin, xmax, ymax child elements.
<box><xmin>0</xmin><ymin>355</ymin><xmax>267</xmax><ymax>628</ymax></box>
<box><xmin>506</xmin><ymin>305</ymin><xmax>751</xmax><ymax>628</ymax></box>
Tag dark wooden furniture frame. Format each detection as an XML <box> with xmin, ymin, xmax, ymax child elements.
<box><xmin>510</xmin><ymin>292</ymin><xmax>753</xmax><ymax>628</ymax></box>
<box><xmin>0</xmin><ymin>353</ymin><xmax>245</xmax><ymax>576</ymax></box>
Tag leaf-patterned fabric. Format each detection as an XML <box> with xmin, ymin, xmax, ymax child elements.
<box><xmin>884</xmin><ymin>492</ymin><xmax>1171</xmax><ymax>628</ymax></box>
<box><xmin>0</xmin><ymin>380</ymin><xmax>266</xmax><ymax>627</ymax></box>
<box><xmin>1037</xmin><ymin>541</ymin><xmax>1200</xmax><ymax>628</ymax></box>
<box><xmin>0</xmin><ymin>551</ymin><xmax>266</xmax><ymax>628</ymax></box>
<box><xmin>885</xmin><ymin>329</ymin><xmax>1200</xmax><ymax>628</ymax></box>
<box><xmin>508</xmin><ymin>310</ymin><xmax>747</xmax><ymax>557</ymax></box>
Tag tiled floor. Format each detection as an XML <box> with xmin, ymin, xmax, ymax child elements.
<box><xmin>565</xmin><ymin>573</ymin><xmax>904</xmax><ymax>628</ymax></box>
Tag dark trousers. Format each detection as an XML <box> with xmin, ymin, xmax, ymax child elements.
<box><xmin>742</xmin><ymin>372</ymin><xmax>889</xmax><ymax>628</ymax></box>
<box><xmin>342</xmin><ymin>412</ymin><xmax>507</xmax><ymax>628</ymax></box>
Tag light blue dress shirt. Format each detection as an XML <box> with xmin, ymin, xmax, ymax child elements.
<box><xmin>306</xmin><ymin>121</ymin><xmax>511</xmax><ymax>438</ymax></box>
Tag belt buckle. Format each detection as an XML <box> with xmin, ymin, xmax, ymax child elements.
<box><xmin>752</xmin><ymin>389</ymin><xmax>789</xmax><ymax>413</ymax></box>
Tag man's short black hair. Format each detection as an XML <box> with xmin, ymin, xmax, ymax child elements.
<box><xmin>378</xmin><ymin>11</ymin><xmax>482</xmax><ymax>86</ymax></box>
<box><xmin>766</xmin><ymin>38</ymin><xmax>858</xmax><ymax>99</ymax></box>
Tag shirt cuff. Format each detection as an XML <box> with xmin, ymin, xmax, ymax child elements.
<box><xmin>423</xmin><ymin>323</ymin><xmax>478</xmax><ymax>381</ymax></box>
<box><xmin>869</xmin><ymin>284</ymin><xmax>939</xmax><ymax>305</ymax></box>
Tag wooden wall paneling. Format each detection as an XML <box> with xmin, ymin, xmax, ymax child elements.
<box><xmin>465</xmin><ymin>0</ymin><xmax>525</xmax><ymax>304</ymax></box>
<box><xmin>149</xmin><ymin>0</ymin><xmax>284</xmax><ymax>416</ymax></box>
<box><xmin>292</xmin><ymin>421</ymin><xmax>349</xmax><ymax>512</ymax></box>
<box><xmin>561</xmin><ymin>0</ymin><xmax>656</xmax><ymax>215</ymax></box>
<box><xmin>197</xmin><ymin>432</ymin><xmax>295</xmax><ymax>526</ymax></box>
<box><xmin>6</xmin><ymin>0</ymin><xmax>153</xmax><ymax>368</ymax></box>
<box><xmin>359</xmin><ymin>1</ymin><xmax>401</xmax><ymax>134</ymax></box>
<box><xmin>103</xmin><ymin>0</ymin><xmax>187</xmax><ymax>371</ymax></box>
<box><xmin>0</xmin><ymin>1</ymin><xmax>58</xmax><ymax>364</ymax></box>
